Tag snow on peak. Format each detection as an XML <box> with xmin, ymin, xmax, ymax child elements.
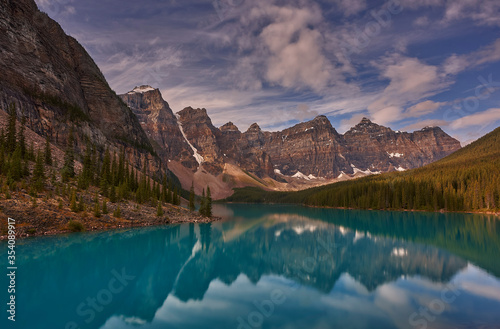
<box><xmin>395</xmin><ymin>166</ymin><xmax>406</xmax><ymax>172</ymax></box>
<box><xmin>129</xmin><ymin>85</ymin><xmax>156</xmax><ymax>94</ymax></box>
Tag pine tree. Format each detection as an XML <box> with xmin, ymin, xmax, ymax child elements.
<box><xmin>33</xmin><ymin>149</ymin><xmax>45</xmax><ymax>192</ymax></box>
<box><xmin>199</xmin><ymin>188</ymin><xmax>206</xmax><ymax>216</ymax></box>
<box><xmin>102</xmin><ymin>199</ymin><xmax>108</xmax><ymax>214</ymax></box>
<box><xmin>27</xmin><ymin>141</ymin><xmax>35</xmax><ymax>161</ymax></box>
<box><xmin>110</xmin><ymin>184</ymin><xmax>117</xmax><ymax>203</ymax></box>
<box><xmin>93</xmin><ymin>194</ymin><xmax>101</xmax><ymax>218</ymax></box>
<box><xmin>77</xmin><ymin>195</ymin><xmax>85</xmax><ymax>212</ymax></box>
<box><xmin>44</xmin><ymin>135</ymin><xmax>52</xmax><ymax>166</ymax></box>
<box><xmin>113</xmin><ymin>205</ymin><xmax>121</xmax><ymax>218</ymax></box>
<box><xmin>206</xmin><ymin>186</ymin><xmax>212</xmax><ymax>217</ymax></box>
<box><xmin>162</xmin><ymin>176</ymin><xmax>168</xmax><ymax>202</ymax></box>
<box><xmin>61</xmin><ymin>128</ymin><xmax>75</xmax><ymax>182</ymax></box>
<box><xmin>111</xmin><ymin>151</ymin><xmax>118</xmax><ymax>185</ymax></box>
<box><xmin>102</xmin><ymin>147</ymin><xmax>111</xmax><ymax>184</ymax></box>
<box><xmin>0</xmin><ymin>128</ymin><xmax>5</xmax><ymax>150</ymax></box>
<box><xmin>157</xmin><ymin>200</ymin><xmax>164</xmax><ymax>217</ymax></box>
<box><xmin>6</xmin><ymin>104</ymin><xmax>16</xmax><ymax>154</ymax></box>
<box><xmin>70</xmin><ymin>189</ymin><xmax>78</xmax><ymax>212</ymax></box>
<box><xmin>189</xmin><ymin>182</ymin><xmax>195</xmax><ymax>211</ymax></box>
<box><xmin>9</xmin><ymin>145</ymin><xmax>23</xmax><ymax>181</ymax></box>
<box><xmin>18</xmin><ymin>116</ymin><xmax>26</xmax><ymax>159</ymax></box>
<box><xmin>79</xmin><ymin>142</ymin><xmax>92</xmax><ymax>189</ymax></box>
<box><xmin>172</xmin><ymin>188</ymin><xmax>178</xmax><ymax>206</ymax></box>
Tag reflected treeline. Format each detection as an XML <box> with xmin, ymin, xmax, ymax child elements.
<box><xmin>221</xmin><ymin>204</ymin><xmax>500</xmax><ymax>276</ymax></box>
<box><xmin>8</xmin><ymin>204</ymin><xmax>498</xmax><ymax>329</ymax></box>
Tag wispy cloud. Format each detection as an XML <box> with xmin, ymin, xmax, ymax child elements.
<box><xmin>450</xmin><ymin>108</ymin><xmax>500</xmax><ymax>129</ymax></box>
<box><xmin>33</xmin><ymin>0</ymin><xmax>500</xmax><ymax>142</ymax></box>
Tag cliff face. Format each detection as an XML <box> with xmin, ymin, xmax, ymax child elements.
<box><xmin>343</xmin><ymin>118</ymin><xmax>462</xmax><ymax>173</ymax></box>
<box><xmin>0</xmin><ymin>0</ymin><xmax>158</xmax><ymax>172</ymax></box>
<box><xmin>262</xmin><ymin>115</ymin><xmax>351</xmax><ymax>177</ymax></box>
<box><xmin>119</xmin><ymin>86</ymin><xmax>197</xmax><ymax>170</ymax></box>
<box><xmin>120</xmin><ymin>88</ymin><xmax>461</xmax><ymax>182</ymax></box>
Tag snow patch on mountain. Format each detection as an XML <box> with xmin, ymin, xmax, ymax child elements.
<box><xmin>176</xmin><ymin>114</ymin><xmax>204</xmax><ymax>165</ymax></box>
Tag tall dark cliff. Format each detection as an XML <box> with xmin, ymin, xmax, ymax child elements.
<box><xmin>0</xmin><ymin>0</ymin><xmax>159</xmax><ymax>172</ymax></box>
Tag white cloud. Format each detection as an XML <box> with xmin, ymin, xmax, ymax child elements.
<box><xmin>443</xmin><ymin>38</ymin><xmax>500</xmax><ymax>75</ymax></box>
<box><xmin>238</xmin><ymin>3</ymin><xmax>342</xmax><ymax>93</ymax></box>
<box><xmin>443</xmin><ymin>0</ymin><xmax>500</xmax><ymax>27</ymax></box>
<box><xmin>400</xmin><ymin>119</ymin><xmax>449</xmax><ymax>132</ymax></box>
<box><xmin>450</xmin><ymin>108</ymin><xmax>500</xmax><ymax>129</ymax></box>
<box><xmin>367</xmin><ymin>55</ymin><xmax>452</xmax><ymax>125</ymax></box>
<box><xmin>404</xmin><ymin>100</ymin><xmax>446</xmax><ymax>118</ymax></box>
<box><xmin>399</xmin><ymin>0</ymin><xmax>500</xmax><ymax>27</ymax></box>
<box><xmin>35</xmin><ymin>0</ymin><xmax>76</xmax><ymax>16</ymax></box>
<box><xmin>332</xmin><ymin>0</ymin><xmax>367</xmax><ymax>16</ymax></box>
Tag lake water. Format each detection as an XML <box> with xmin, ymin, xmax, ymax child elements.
<box><xmin>2</xmin><ymin>204</ymin><xmax>500</xmax><ymax>329</ymax></box>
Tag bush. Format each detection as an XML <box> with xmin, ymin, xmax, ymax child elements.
<box><xmin>113</xmin><ymin>206</ymin><xmax>121</xmax><ymax>218</ymax></box>
<box><xmin>68</xmin><ymin>220</ymin><xmax>85</xmax><ymax>232</ymax></box>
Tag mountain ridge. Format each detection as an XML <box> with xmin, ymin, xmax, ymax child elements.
<box><xmin>120</xmin><ymin>86</ymin><xmax>461</xmax><ymax>198</ymax></box>
<box><xmin>226</xmin><ymin>125</ymin><xmax>500</xmax><ymax>213</ymax></box>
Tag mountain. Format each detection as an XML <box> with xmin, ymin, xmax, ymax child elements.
<box><xmin>0</xmin><ymin>0</ymin><xmax>461</xmax><ymax>202</ymax></box>
<box><xmin>0</xmin><ymin>0</ymin><xmax>159</xmax><ymax>173</ymax></box>
<box><xmin>120</xmin><ymin>87</ymin><xmax>460</xmax><ymax>198</ymax></box>
<box><xmin>226</xmin><ymin>126</ymin><xmax>500</xmax><ymax>213</ymax></box>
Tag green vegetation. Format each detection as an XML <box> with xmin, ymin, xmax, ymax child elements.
<box><xmin>0</xmin><ymin>103</ymin><xmax>184</xmax><ymax>218</ymax></box>
<box><xmin>189</xmin><ymin>182</ymin><xmax>195</xmax><ymax>211</ymax></box>
<box><xmin>227</xmin><ymin>126</ymin><xmax>500</xmax><ymax>213</ymax></box>
<box><xmin>113</xmin><ymin>205</ymin><xmax>121</xmax><ymax>218</ymax></box>
<box><xmin>68</xmin><ymin>220</ymin><xmax>85</xmax><ymax>232</ymax></box>
<box><xmin>199</xmin><ymin>186</ymin><xmax>212</xmax><ymax>217</ymax></box>
<box><xmin>157</xmin><ymin>200</ymin><xmax>164</xmax><ymax>216</ymax></box>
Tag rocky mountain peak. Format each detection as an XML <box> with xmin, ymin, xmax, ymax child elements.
<box><xmin>346</xmin><ymin>117</ymin><xmax>391</xmax><ymax>135</ymax></box>
<box><xmin>246</xmin><ymin>123</ymin><xmax>261</xmax><ymax>133</ymax></box>
<box><xmin>360</xmin><ymin>117</ymin><xmax>372</xmax><ymax>124</ymax></box>
<box><xmin>220</xmin><ymin>122</ymin><xmax>240</xmax><ymax>133</ymax></box>
<box><xmin>312</xmin><ymin>115</ymin><xmax>330</xmax><ymax>124</ymax></box>
<box><xmin>177</xmin><ymin>107</ymin><xmax>212</xmax><ymax>125</ymax></box>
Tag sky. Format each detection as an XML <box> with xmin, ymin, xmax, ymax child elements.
<box><xmin>34</xmin><ymin>0</ymin><xmax>500</xmax><ymax>144</ymax></box>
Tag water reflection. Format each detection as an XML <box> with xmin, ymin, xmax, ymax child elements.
<box><xmin>3</xmin><ymin>204</ymin><xmax>500</xmax><ymax>329</ymax></box>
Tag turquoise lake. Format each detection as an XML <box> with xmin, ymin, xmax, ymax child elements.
<box><xmin>2</xmin><ymin>204</ymin><xmax>500</xmax><ymax>329</ymax></box>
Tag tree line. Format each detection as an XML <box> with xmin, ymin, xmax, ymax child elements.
<box><xmin>0</xmin><ymin>104</ymin><xmax>213</xmax><ymax>218</ymax></box>
<box><xmin>227</xmin><ymin>126</ymin><xmax>500</xmax><ymax>213</ymax></box>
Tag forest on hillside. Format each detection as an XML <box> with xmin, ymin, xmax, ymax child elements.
<box><xmin>226</xmin><ymin>126</ymin><xmax>500</xmax><ymax>213</ymax></box>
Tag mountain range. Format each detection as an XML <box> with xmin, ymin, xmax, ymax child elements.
<box><xmin>120</xmin><ymin>86</ymin><xmax>460</xmax><ymax>198</ymax></box>
<box><xmin>0</xmin><ymin>0</ymin><xmax>461</xmax><ymax>200</ymax></box>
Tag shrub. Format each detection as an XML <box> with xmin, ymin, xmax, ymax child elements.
<box><xmin>68</xmin><ymin>220</ymin><xmax>85</xmax><ymax>232</ymax></box>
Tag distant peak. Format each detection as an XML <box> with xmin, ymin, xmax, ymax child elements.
<box><xmin>129</xmin><ymin>85</ymin><xmax>156</xmax><ymax>94</ymax></box>
<box><xmin>247</xmin><ymin>123</ymin><xmax>261</xmax><ymax>132</ymax></box>
<box><xmin>312</xmin><ymin>115</ymin><xmax>329</xmax><ymax>123</ymax></box>
<box><xmin>359</xmin><ymin>117</ymin><xmax>372</xmax><ymax>124</ymax></box>
<box><xmin>220</xmin><ymin>122</ymin><xmax>240</xmax><ymax>132</ymax></box>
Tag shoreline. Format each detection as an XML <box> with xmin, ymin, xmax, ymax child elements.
<box><xmin>0</xmin><ymin>192</ymin><xmax>219</xmax><ymax>240</ymax></box>
<box><xmin>222</xmin><ymin>201</ymin><xmax>500</xmax><ymax>217</ymax></box>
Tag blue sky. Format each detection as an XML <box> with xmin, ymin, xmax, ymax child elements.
<box><xmin>35</xmin><ymin>0</ymin><xmax>500</xmax><ymax>143</ymax></box>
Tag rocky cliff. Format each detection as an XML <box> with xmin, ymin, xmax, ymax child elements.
<box><xmin>0</xmin><ymin>0</ymin><xmax>159</xmax><ymax>173</ymax></box>
<box><xmin>119</xmin><ymin>86</ymin><xmax>197</xmax><ymax>170</ymax></box>
<box><xmin>120</xmin><ymin>87</ymin><xmax>461</xmax><ymax>197</ymax></box>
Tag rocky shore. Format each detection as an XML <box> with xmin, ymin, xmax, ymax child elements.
<box><xmin>0</xmin><ymin>191</ymin><xmax>219</xmax><ymax>240</ymax></box>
